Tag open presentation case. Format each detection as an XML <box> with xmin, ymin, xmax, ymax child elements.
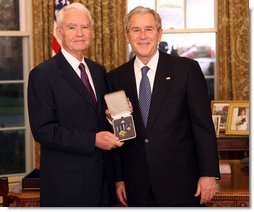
<box><xmin>104</xmin><ymin>90</ymin><xmax>136</xmax><ymax>142</ymax></box>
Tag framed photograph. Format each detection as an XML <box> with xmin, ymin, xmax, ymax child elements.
<box><xmin>211</xmin><ymin>101</ymin><xmax>231</xmax><ymax>130</ymax></box>
<box><xmin>212</xmin><ymin>115</ymin><xmax>221</xmax><ymax>136</ymax></box>
<box><xmin>225</xmin><ymin>101</ymin><xmax>249</xmax><ymax>135</ymax></box>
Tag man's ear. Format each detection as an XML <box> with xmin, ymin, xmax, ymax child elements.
<box><xmin>158</xmin><ymin>29</ymin><xmax>163</xmax><ymax>43</ymax></box>
<box><xmin>125</xmin><ymin>32</ymin><xmax>130</xmax><ymax>43</ymax></box>
<box><xmin>56</xmin><ymin>27</ymin><xmax>62</xmax><ymax>41</ymax></box>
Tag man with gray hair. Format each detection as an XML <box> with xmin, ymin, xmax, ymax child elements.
<box><xmin>28</xmin><ymin>3</ymin><xmax>123</xmax><ymax>206</ymax></box>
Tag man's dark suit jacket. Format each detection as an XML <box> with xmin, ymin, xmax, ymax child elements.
<box><xmin>28</xmin><ymin>51</ymin><xmax>114</xmax><ymax>206</ymax></box>
<box><xmin>107</xmin><ymin>51</ymin><xmax>220</xmax><ymax>207</ymax></box>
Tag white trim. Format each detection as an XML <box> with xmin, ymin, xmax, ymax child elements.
<box><xmin>184</xmin><ymin>0</ymin><xmax>187</xmax><ymax>29</ymax></box>
<box><xmin>19</xmin><ymin>0</ymin><xmax>26</xmax><ymax>31</ymax></box>
<box><xmin>0</xmin><ymin>80</ymin><xmax>24</xmax><ymax>84</ymax></box>
<box><xmin>0</xmin><ymin>0</ymin><xmax>34</xmax><ymax>178</ymax></box>
<box><xmin>214</xmin><ymin>0</ymin><xmax>218</xmax><ymax>99</ymax></box>
<box><xmin>23</xmin><ymin>0</ymin><xmax>34</xmax><ymax>175</ymax></box>
<box><xmin>0</xmin><ymin>32</ymin><xmax>31</xmax><ymax>36</ymax></box>
<box><xmin>214</xmin><ymin>0</ymin><xmax>218</xmax><ymax>30</ymax></box>
<box><xmin>0</xmin><ymin>127</ymin><xmax>26</xmax><ymax>131</ymax></box>
<box><xmin>163</xmin><ymin>28</ymin><xmax>217</xmax><ymax>34</ymax></box>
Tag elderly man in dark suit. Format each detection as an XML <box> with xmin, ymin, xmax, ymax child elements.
<box><xmin>107</xmin><ymin>6</ymin><xmax>220</xmax><ymax>207</ymax></box>
<box><xmin>28</xmin><ymin>3</ymin><xmax>123</xmax><ymax>207</ymax></box>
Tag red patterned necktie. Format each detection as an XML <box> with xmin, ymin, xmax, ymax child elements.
<box><xmin>79</xmin><ymin>63</ymin><xmax>97</xmax><ymax>105</ymax></box>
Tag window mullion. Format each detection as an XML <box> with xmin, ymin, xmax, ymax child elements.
<box><xmin>184</xmin><ymin>0</ymin><xmax>187</xmax><ymax>29</ymax></box>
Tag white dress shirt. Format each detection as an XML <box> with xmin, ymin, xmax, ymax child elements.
<box><xmin>134</xmin><ymin>50</ymin><xmax>159</xmax><ymax>98</ymax></box>
<box><xmin>61</xmin><ymin>48</ymin><xmax>97</xmax><ymax>99</ymax></box>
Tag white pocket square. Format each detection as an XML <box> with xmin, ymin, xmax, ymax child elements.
<box><xmin>166</xmin><ymin>76</ymin><xmax>171</xmax><ymax>80</ymax></box>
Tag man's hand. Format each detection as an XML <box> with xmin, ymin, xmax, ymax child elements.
<box><xmin>195</xmin><ymin>176</ymin><xmax>217</xmax><ymax>204</ymax></box>
<box><xmin>95</xmin><ymin>131</ymin><xmax>123</xmax><ymax>150</ymax></box>
<box><xmin>116</xmin><ymin>181</ymin><xmax>128</xmax><ymax>207</ymax></box>
<box><xmin>127</xmin><ymin>98</ymin><xmax>133</xmax><ymax>113</ymax></box>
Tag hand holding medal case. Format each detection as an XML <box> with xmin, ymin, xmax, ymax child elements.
<box><xmin>104</xmin><ymin>90</ymin><xmax>136</xmax><ymax>142</ymax></box>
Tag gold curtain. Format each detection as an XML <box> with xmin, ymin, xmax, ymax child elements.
<box><xmin>32</xmin><ymin>0</ymin><xmax>127</xmax><ymax>168</ymax></box>
<box><xmin>32</xmin><ymin>1</ymin><xmax>55</xmax><ymax>168</ymax></box>
<box><xmin>32</xmin><ymin>0</ymin><xmax>126</xmax><ymax>69</ymax></box>
<box><xmin>75</xmin><ymin>0</ymin><xmax>127</xmax><ymax>70</ymax></box>
<box><xmin>217</xmin><ymin>0</ymin><xmax>249</xmax><ymax>100</ymax></box>
<box><xmin>32</xmin><ymin>1</ymin><xmax>55</xmax><ymax>66</ymax></box>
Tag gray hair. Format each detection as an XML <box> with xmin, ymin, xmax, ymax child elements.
<box><xmin>56</xmin><ymin>3</ymin><xmax>93</xmax><ymax>27</ymax></box>
<box><xmin>124</xmin><ymin>6</ymin><xmax>162</xmax><ymax>32</ymax></box>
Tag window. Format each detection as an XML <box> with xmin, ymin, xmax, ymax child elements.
<box><xmin>0</xmin><ymin>0</ymin><xmax>33</xmax><ymax>177</ymax></box>
<box><xmin>127</xmin><ymin>0</ymin><xmax>217</xmax><ymax>101</ymax></box>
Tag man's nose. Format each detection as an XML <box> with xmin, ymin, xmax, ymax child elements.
<box><xmin>139</xmin><ymin>30</ymin><xmax>147</xmax><ymax>39</ymax></box>
<box><xmin>76</xmin><ymin>27</ymin><xmax>84</xmax><ymax>35</ymax></box>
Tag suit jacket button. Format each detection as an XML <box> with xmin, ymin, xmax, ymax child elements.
<box><xmin>144</xmin><ymin>139</ymin><xmax>149</xmax><ymax>143</ymax></box>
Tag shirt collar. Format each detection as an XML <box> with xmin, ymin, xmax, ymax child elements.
<box><xmin>61</xmin><ymin>48</ymin><xmax>85</xmax><ymax>71</ymax></box>
<box><xmin>134</xmin><ymin>50</ymin><xmax>159</xmax><ymax>72</ymax></box>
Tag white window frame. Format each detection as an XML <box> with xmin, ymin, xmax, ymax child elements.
<box><xmin>0</xmin><ymin>0</ymin><xmax>34</xmax><ymax>187</ymax></box>
<box><xmin>157</xmin><ymin>0</ymin><xmax>218</xmax><ymax>99</ymax></box>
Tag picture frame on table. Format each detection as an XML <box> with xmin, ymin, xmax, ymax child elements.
<box><xmin>212</xmin><ymin>115</ymin><xmax>221</xmax><ymax>136</ymax></box>
<box><xmin>211</xmin><ymin>100</ymin><xmax>231</xmax><ymax>131</ymax></box>
<box><xmin>225</xmin><ymin>101</ymin><xmax>249</xmax><ymax>135</ymax></box>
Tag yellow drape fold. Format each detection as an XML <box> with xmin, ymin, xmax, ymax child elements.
<box><xmin>217</xmin><ymin>0</ymin><xmax>249</xmax><ymax>100</ymax></box>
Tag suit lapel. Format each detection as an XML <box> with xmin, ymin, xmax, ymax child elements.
<box><xmin>123</xmin><ymin>62</ymin><xmax>139</xmax><ymax>107</ymax></box>
<box><xmin>56</xmin><ymin>52</ymin><xmax>97</xmax><ymax>111</ymax></box>
<box><xmin>85</xmin><ymin>59</ymin><xmax>103</xmax><ymax>112</ymax></box>
<box><xmin>146</xmin><ymin>52</ymin><xmax>175</xmax><ymax>133</ymax></box>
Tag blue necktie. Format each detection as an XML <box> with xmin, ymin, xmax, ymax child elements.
<box><xmin>79</xmin><ymin>63</ymin><xmax>97</xmax><ymax>105</ymax></box>
<box><xmin>139</xmin><ymin>66</ymin><xmax>151</xmax><ymax>127</ymax></box>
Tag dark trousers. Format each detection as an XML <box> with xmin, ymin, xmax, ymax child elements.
<box><xmin>146</xmin><ymin>188</ymin><xmax>158</xmax><ymax>207</ymax></box>
<box><xmin>143</xmin><ymin>187</ymin><xmax>204</xmax><ymax>207</ymax></box>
